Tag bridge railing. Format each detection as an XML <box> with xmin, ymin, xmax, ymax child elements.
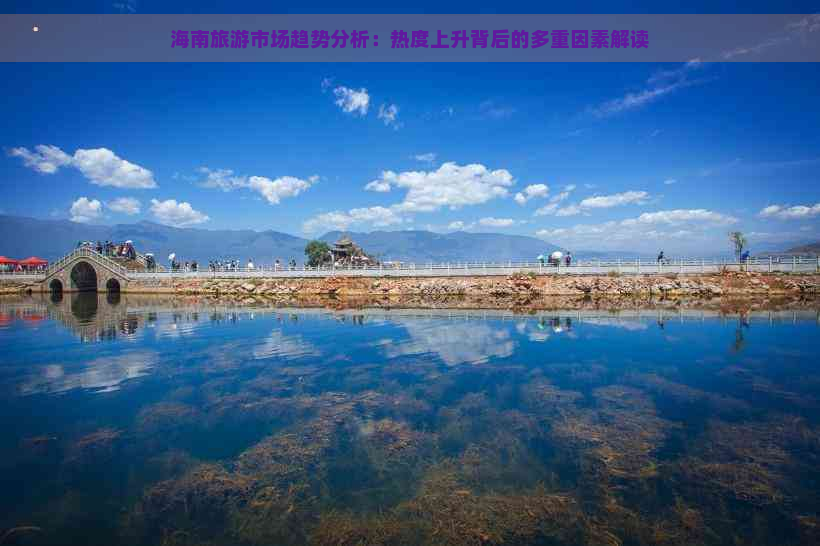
<box><xmin>7</xmin><ymin>254</ymin><xmax>819</xmax><ymax>282</ymax></box>
<box><xmin>127</xmin><ymin>256</ymin><xmax>820</xmax><ymax>278</ymax></box>
<box><xmin>45</xmin><ymin>247</ymin><xmax>130</xmax><ymax>278</ymax></box>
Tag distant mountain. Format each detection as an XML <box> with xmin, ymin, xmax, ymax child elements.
<box><xmin>783</xmin><ymin>242</ymin><xmax>820</xmax><ymax>255</ymax></box>
<box><xmin>0</xmin><ymin>215</ymin><xmax>309</xmax><ymax>264</ymax></box>
<box><xmin>755</xmin><ymin>241</ymin><xmax>820</xmax><ymax>258</ymax></box>
<box><xmin>319</xmin><ymin>230</ymin><xmax>560</xmax><ymax>262</ymax></box>
<box><xmin>0</xmin><ymin>215</ymin><xmax>565</xmax><ymax>265</ymax></box>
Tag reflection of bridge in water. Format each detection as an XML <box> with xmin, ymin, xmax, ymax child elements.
<box><xmin>0</xmin><ymin>292</ymin><xmax>140</xmax><ymax>343</ymax></box>
<box><xmin>1</xmin><ymin>293</ymin><xmax>817</xmax><ymax>345</ymax></box>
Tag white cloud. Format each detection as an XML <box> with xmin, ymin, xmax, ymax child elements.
<box><xmin>647</xmin><ymin>59</ymin><xmax>702</xmax><ymax>84</ymax></box>
<box><xmin>149</xmin><ymin>199</ymin><xmax>209</xmax><ymax>227</ymax></box>
<box><xmin>378</xmin><ymin>103</ymin><xmax>402</xmax><ymax>129</ymax></box>
<box><xmin>246</xmin><ymin>175</ymin><xmax>317</xmax><ymax>205</ymax></box>
<box><xmin>448</xmin><ymin>220</ymin><xmax>466</xmax><ymax>230</ymax></box>
<box><xmin>555</xmin><ymin>204</ymin><xmax>582</xmax><ymax>217</ymax></box>
<box><xmin>414</xmin><ymin>152</ymin><xmax>437</xmax><ymax>163</ymax></box>
<box><xmin>72</xmin><ymin>148</ymin><xmax>157</xmax><ymax>188</ymax></box>
<box><xmin>759</xmin><ymin>203</ymin><xmax>820</xmax><ymax>220</ymax></box>
<box><xmin>537</xmin><ymin>190</ymin><xmax>649</xmax><ymax>217</ymax></box>
<box><xmin>306</xmin><ymin>162</ymin><xmax>514</xmax><ymax>234</ymax></box>
<box><xmin>107</xmin><ymin>197</ymin><xmax>141</xmax><ymax>215</ymax></box>
<box><xmin>8</xmin><ymin>144</ymin><xmax>71</xmax><ymax>173</ymax></box>
<box><xmin>302</xmin><ymin>206</ymin><xmax>403</xmax><ymax>234</ymax></box>
<box><xmin>198</xmin><ymin>167</ymin><xmax>318</xmax><ymax>205</ymax></box>
<box><xmin>534</xmin><ymin>189</ymin><xmax>573</xmax><ymax>216</ymax></box>
<box><xmin>69</xmin><ymin>197</ymin><xmax>102</xmax><ymax>223</ymax></box>
<box><xmin>9</xmin><ymin>145</ymin><xmax>157</xmax><ymax>188</ymax></box>
<box><xmin>364</xmin><ymin>180</ymin><xmax>392</xmax><ymax>192</ymax></box>
<box><xmin>535</xmin><ymin>208</ymin><xmax>737</xmax><ymax>251</ymax></box>
<box><xmin>534</xmin><ymin>203</ymin><xmax>559</xmax><ymax>216</ymax></box>
<box><xmin>514</xmin><ymin>183</ymin><xmax>550</xmax><ymax>205</ymax></box>
<box><xmin>621</xmin><ymin>209</ymin><xmax>737</xmax><ymax>227</ymax></box>
<box><xmin>663</xmin><ymin>178</ymin><xmax>677</xmax><ymax>185</ymax></box>
<box><xmin>198</xmin><ymin>167</ymin><xmax>242</xmax><ymax>191</ymax></box>
<box><xmin>333</xmin><ymin>85</ymin><xmax>370</xmax><ymax>116</ymax></box>
<box><xmin>787</xmin><ymin>13</ymin><xmax>820</xmax><ymax>34</ymax></box>
<box><xmin>590</xmin><ymin>82</ymin><xmax>690</xmax><ymax>117</ymax></box>
<box><xmin>579</xmin><ymin>190</ymin><xmax>649</xmax><ymax>209</ymax></box>
<box><xmin>716</xmin><ymin>15</ymin><xmax>819</xmax><ymax>61</ymax></box>
<box><xmin>589</xmin><ymin>61</ymin><xmax>704</xmax><ymax>118</ymax></box>
<box><xmin>722</xmin><ymin>37</ymin><xmax>789</xmax><ymax>60</ymax></box>
<box><xmin>478</xmin><ymin>217</ymin><xmax>515</xmax><ymax>228</ymax></box>
<box><xmin>373</xmin><ymin>162</ymin><xmax>514</xmax><ymax>213</ymax></box>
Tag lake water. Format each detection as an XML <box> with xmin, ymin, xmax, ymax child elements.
<box><xmin>0</xmin><ymin>293</ymin><xmax>818</xmax><ymax>546</ymax></box>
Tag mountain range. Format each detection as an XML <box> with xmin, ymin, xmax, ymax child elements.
<box><xmin>0</xmin><ymin>215</ymin><xmax>562</xmax><ymax>264</ymax></box>
<box><xmin>757</xmin><ymin>242</ymin><xmax>820</xmax><ymax>257</ymax></box>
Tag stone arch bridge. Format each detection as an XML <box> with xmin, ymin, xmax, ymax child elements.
<box><xmin>42</xmin><ymin>248</ymin><xmax>131</xmax><ymax>294</ymax></box>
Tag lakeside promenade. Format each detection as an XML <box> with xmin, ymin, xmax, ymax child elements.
<box><xmin>0</xmin><ymin>248</ymin><xmax>818</xmax><ymax>297</ymax></box>
<box><xmin>2</xmin><ymin>254</ymin><xmax>820</xmax><ymax>281</ymax></box>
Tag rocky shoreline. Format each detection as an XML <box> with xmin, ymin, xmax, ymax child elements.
<box><xmin>143</xmin><ymin>271</ymin><xmax>820</xmax><ymax>299</ymax></box>
<box><xmin>2</xmin><ymin>271</ymin><xmax>819</xmax><ymax>299</ymax></box>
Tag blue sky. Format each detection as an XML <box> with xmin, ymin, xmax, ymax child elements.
<box><xmin>2</xmin><ymin>4</ymin><xmax>820</xmax><ymax>253</ymax></box>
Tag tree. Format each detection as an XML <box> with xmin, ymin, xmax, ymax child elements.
<box><xmin>728</xmin><ymin>231</ymin><xmax>747</xmax><ymax>261</ymax></box>
<box><xmin>304</xmin><ymin>240</ymin><xmax>331</xmax><ymax>267</ymax></box>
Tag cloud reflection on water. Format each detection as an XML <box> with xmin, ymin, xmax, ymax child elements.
<box><xmin>383</xmin><ymin>320</ymin><xmax>515</xmax><ymax>366</ymax></box>
<box><xmin>253</xmin><ymin>329</ymin><xmax>322</xmax><ymax>360</ymax></box>
<box><xmin>18</xmin><ymin>351</ymin><xmax>158</xmax><ymax>395</ymax></box>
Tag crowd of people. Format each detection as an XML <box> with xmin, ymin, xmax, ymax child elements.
<box><xmin>538</xmin><ymin>251</ymin><xmax>573</xmax><ymax>266</ymax></box>
<box><xmin>169</xmin><ymin>259</ymin><xmax>199</xmax><ymax>272</ymax></box>
<box><xmin>78</xmin><ymin>240</ymin><xmax>138</xmax><ymax>260</ymax></box>
<box><xmin>205</xmin><ymin>258</ymin><xmax>299</xmax><ymax>272</ymax></box>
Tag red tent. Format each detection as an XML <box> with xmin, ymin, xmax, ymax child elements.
<box><xmin>19</xmin><ymin>257</ymin><xmax>48</xmax><ymax>267</ymax></box>
<box><xmin>0</xmin><ymin>256</ymin><xmax>18</xmax><ymax>265</ymax></box>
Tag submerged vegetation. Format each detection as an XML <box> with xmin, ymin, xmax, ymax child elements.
<box><xmin>1</xmin><ymin>298</ymin><xmax>819</xmax><ymax>546</ymax></box>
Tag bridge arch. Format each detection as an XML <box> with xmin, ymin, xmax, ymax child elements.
<box><xmin>49</xmin><ymin>278</ymin><xmax>63</xmax><ymax>294</ymax></box>
<box><xmin>106</xmin><ymin>278</ymin><xmax>121</xmax><ymax>293</ymax></box>
<box><xmin>70</xmin><ymin>261</ymin><xmax>98</xmax><ymax>292</ymax></box>
<box><xmin>41</xmin><ymin>249</ymin><xmax>131</xmax><ymax>294</ymax></box>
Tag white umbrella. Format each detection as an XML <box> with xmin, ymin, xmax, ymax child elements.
<box><xmin>537</xmin><ymin>254</ymin><xmax>544</xmax><ymax>260</ymax></box>
<box><xmin>550</xmin><ymin>251</ymin><xmax>563</xmax><ymax>261</ymax></box>
<box><xmin>125</xmin><ymin>240</ymin><xmax>133</xmax><ymax>244</ymax></box>
<box><xmin>145</xmin><ymin>253</ymin><xmax>153</xmax><ymax>257</ymax></box>
<box><xmin>168</xmin><ymin>253</ymin><xmax>176</xmax><ymax>261</ymax></box>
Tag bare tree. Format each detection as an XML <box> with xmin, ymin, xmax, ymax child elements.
<box><xmin>728</xmin><ymin>231</ymin><xmax>747</xmax><ymax>261</ymax></box>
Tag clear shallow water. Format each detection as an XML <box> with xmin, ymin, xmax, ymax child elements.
<box><xmin>0</xmin><ymin>294</ymin><xmax>818</xmax><ymax>546</ymax></box>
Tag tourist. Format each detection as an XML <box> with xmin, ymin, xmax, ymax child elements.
<box><xmin>565</xmin><ymin>252</ymin><xmax>572</xmax><ymax>267</ymax></box>
<box><xmin>247</xmin><ymin>258</ymin><xmax>255</xmax><ymax>271</ymax></box>
<box><xmin>657</xmin><ymin>250</ymin><xmax>665</xmax><ymax>263</ymax></box>
<box><xmin>275</xmin><ymin>259</ymin><xmax>280</xmax><ymax>271</ymax></box>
